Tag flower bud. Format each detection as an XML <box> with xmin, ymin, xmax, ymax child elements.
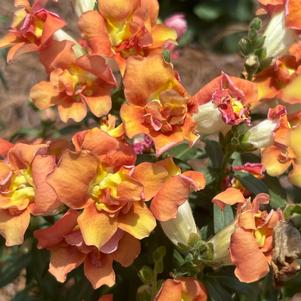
<box><xmin>208</xmin><ymin>222</ymin><xmax>236</xmax><ymax>267</ymax></box>
<box><xmin>263</xmin><ymin>11</ymin><xmax>298</xmax><ymax>59</ymax></box>
<box><xmin>192</xmin><ymin>101</ymin><xmax>225</xmax><ymax>135</ymax></box>
<box><xmin>243</xmin><ymin>119</ymin><xmax>278</xmax><ymax>149</ymax></box>
<box><xmin>161</xmin><ymin>201</ymin><xmax>198</xmax><ymax>246</ymax></box>
<box><xmin>72</xmin><ymin>0</ymin><xmax>96</xmax><ymax>17</ymax></box>
<box><xmin>164</xmin><ymin>14</ymin><xmax>187</xmax><ymax>39</ymax></box>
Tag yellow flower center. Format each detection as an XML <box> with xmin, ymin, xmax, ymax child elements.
<box><xmin>254</xmin><ymin>228</ymin><xmax>267</xmax><ymax>248</ymax></box>
<box><xmin>231</xmin><ymin>98</ymin><xmax>245</xmax><ymax>116</ymax></box>
<box><xmin>9</xmin><ymin>169</ymin><xmax>35</xmax><ymax>207</ymax></box>
<box><xmin>90</xmin><ymin>166</ymin><xmax>128</xmax><ymax>213</ymax></box>
<box><xmin>34</xmin><ymin>19</ymin><xmax>45</xmax><ymax>39</ymax></box>
<box><xmin>106</xmin><ymin>19</ymin><xmax>131</xmax><ymax>47</ymax></box>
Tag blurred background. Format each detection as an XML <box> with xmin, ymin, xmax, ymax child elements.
<box><xmin>0</xmin><ymin>1</ymin><xmax>256</xmax><ymax>300</ymax></box>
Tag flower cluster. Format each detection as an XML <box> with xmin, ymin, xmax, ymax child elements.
<box><xmin>1</xmin><ymin>0</ymin><xmax>301</xmax><ymax>300</ymax></box>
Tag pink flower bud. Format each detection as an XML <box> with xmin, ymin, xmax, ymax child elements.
<box><xmin>164</xmin><ymin>13</ymin><xmax>187</xmax><ymax>39</ymax></box>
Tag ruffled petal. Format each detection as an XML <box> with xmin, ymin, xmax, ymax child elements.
<box><xmin>118</xmin><ymin>201</ymin><xmax>156</xmax><ymax>239</ymax></box>
<box><xmin>34</xmin><ymin>210</ymin><xmax>79</xmax><ymax>249</ymax></box>
<box><xmin>78</xmin><ymin>202</ymin><xmax>118</xmax><ymax>249</ymax></box>
<box><xmin>84</xmin><ymin>253</ymin><xmax>115</xmax><ymax>289</ymax></box>
<box><xmin>49</xmin><ymin>246</ymin><xmax>85</xmax><ymax>283</ymax></box>
<box><xmin>0</xmin><ymin>208</ymin><xmax>30</xmax><ymax>246</ymax></box>
<box><xmin>212</xmin><ymin>188</ymin><xmax>245</xmax><ymax>209</ymax></box>
<box><xmin>47</xmin><ymin>150</ymin><xmax>98</xmax><ymax>209</ymax></box>
<box><xmin>230</xmin><ymin>227</ymin><xmax>270</xmax><ymax>283</ymax></box>
<box><xmin>112</xmin><ymin>233</ymin><xmax>141</xmax><ymax>267</ymax></box>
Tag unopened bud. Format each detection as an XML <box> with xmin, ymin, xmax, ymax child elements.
<box><xmin>192</xmin><ymin>101</ymin><xmax>225</xmax><ymax>135</ymax></box>
<box><xmin>161</xmin><ymin>201</ymin><xmax>198</xmax><ymax>246</ymax></box>
<box><xmin>72</xmin><ymin>0</ymin><xmax>96</xmax><ymax>17</ymax></box>
<box><xmin>263</xmin><ymin>11</ymin><xmax>298</xmax><ymax>59</ymax></box>
<box><xmin>243</xmin><ymin>119</ymin><xmax>278</xmax><ymax>149</ymax></box>
<box><xmin>208</xmin><ymin>222</ymin><xmax>236</xmax><ymax>267</ymax></box>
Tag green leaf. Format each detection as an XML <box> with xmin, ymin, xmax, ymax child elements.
<box><xmin>153</xmin><ymin>246</ymin><xmax>166</xmax><ymax>274</ymax></box>
<box><xmin>0</xmin><ymin>252</ymin><xmax>32</xmax><ymax>288</ymax></box>
<box><xmin>264</xmin><ymin>176</ymin><xmax>286</xmax><ymax>209</ymax></box>
<box><xmin>138</xmin><ymin>266</ymin><xmax>154</xmax><ymax>285</ymax></box>
<box><xmin>162</xmin><ymin>49</ymin><xmax>171</xmax><ymax>63</ymax></box>
<box><xmin>205</xmin><ymin>140</ymin><xmax>224</xmax><ymax>169</ymax></box>
<box><xmin>234</xmin><ymin>171</ymin><xmax>268</xmax><ymax>195</ymax></box>
<box><xmin>165</xmin><ymin>143</ymin><xmax>203</xmax><ymax>161</ymax></box>
<box><xmin>194</xmin><ymin>4</ymin><xmax>222</xmax><ymax>21</ymax></box>
<box><xmin>204</xmin><ymin>278</ymin><xmax>232</xmax><ymax>301</ymax></box>
<box><xmin>213</xmin><ymin>204</ymin><xmax>234</xmax><ymax>234</ymax></box>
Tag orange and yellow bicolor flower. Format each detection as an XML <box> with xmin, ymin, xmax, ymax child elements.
<box><xmin>46</xmin><ymin>127</ymin><xmax>205</xmax><ymax>252</ymax></box>
<box><xmin>0</xmin><ymin>0</ymin><xmax>65</xmax><ymax>62</ymax></box>
<box><xmin>34</xmin><ymin>210</ymin><xmax>140</xmax><ymax>289</ymax></box>
<box><xmin>212</xmin><ymin>190</ymin><xmax>282</xmax><ymax>283</ymax></box>
<box><xmin>191</xmin><ymin>73</ymin><xmax>258</xmax><ymax>135</ymax></box>
<box><xmin>261</xmin><ymin>106</ymin><xmax>301</xmax><ymax>187</ymax></box>
<box><xmin>30</xmin><ymin>40</ymin><xmax>117</xmax><ymax>122</ymax></box>
<box><xmin>0</xmin><ymin>139</ymin><xmax>60</xmax><ymax>246</ymax></box>
<box><xmin>255</xmin><ymin>42</ymin><xmax>301</xmax><ymax>104</ymax></box>
<box><xmin>78</xmin><ymin>0</ymin><xmax>177</xmax><ymax>73</ymax></box>
<box><xmin>120</xmin><ymin>54</ymin><xmax>198</xmax><ymax>156</ymax></box>
<box><xmin>155</xmin><ymin>277</ymin><xmax>208</xmax><ymax>301</ymax></box>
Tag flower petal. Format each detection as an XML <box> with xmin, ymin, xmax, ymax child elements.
<box><xmin>118</xmin><ymin>201</ymin><xmax>156</xmax><ymax>239</ymax></box>
<box><xmin>151</xmin><ymin>172</ymin><xmax>205</xmax><ymax>221</ymax></box>
<box><xmin>155</xmin><ymin>279</ymin><xmax>182</xmax><ymax>301</ymax></box>
<box><xmin>112</xmin><ymin>233</ymin><xmax>141</xmax><ymax>267</ymax></box>
<box><xmin>230</xmin><ymin>227</ymin><xmax>270</xmax><ymax>283</ymax></box>
<box><xmin>285</xmin><ymin>0</ymin><xmax>301</xmax><ymax>30</ymax></box>
<box><xmin>31</xmin><ymin>154</ymin><xmax>60</xmax><ymax>215</ymax></box>
<box><xmin>98</xmin><ymin>0</ymin><xmax>140</xmax><ymax>22</ymax></box>
<box><xmin>34</xmin><ymin>210</ymin><xmax>80</xmax><ymax>249</ymax></box>
<box><xmin>132</xmin><ymin>158</ymin><xmax>180</xmax><ymax>201</ymax></box>
<box><xmin>30</xmin><ymin>81</ymin><xmax>58</xmax><ymax>110</ymax></box>
<box><xmin>181</xmin><ymin>277</ymin><xmax>208</xmax><ymax>301</ymax></box>
<box><xmin>262</xmin><ymin>146</ymin><xmax>291</xmax><ymax>176</ymax></box>
<box><xmin>124</xmin><ymin>55</ymin><xmax>185</xmax><ymax>106</ymax></box>
<box><xmin>78</xmin><ymin>11</ymin><xmax>112</xmax><ymax>57</ymax></box>
<box><xmin>0</xmin><ymin>138</ymin><xmax>13</xmax><ymax>157</ymax></box>
<box><xmin>78</xmin><ymin>202</ymin><xmax>118</xmax><ymax>249</ymax></box>
<box><xmin>49</xmin><ymin>246</ymin><xmax>85</xmax><ymax>283</ymax></box>
<box><xmin>47</xmin><ymin>150</ymin><xmax>98</xmax><ymax>209</ymax></box>
<box><xmin>0</xmin><ymin>208</ymin><xmax>30</xmax><ymax>246</ymax></box>
<box><xmin>84</xmin><ymin>253</ymin><xmax>115</xmax><ymax>289</ymax></box>
<box><xmin>212</xmin><ymin>188</ymin><xmax>245</xmax><ymax>209</ymax></box>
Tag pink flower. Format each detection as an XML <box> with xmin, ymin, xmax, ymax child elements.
<box><xmin>164</xmin><ymin>14</ymin><xmax>187</xmax><ymax>39</ymax></box>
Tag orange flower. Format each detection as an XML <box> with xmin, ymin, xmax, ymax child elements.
<box><xmin>257</xmin><ymin>0</ymin><xmax>301</xmax><ymax>30</ymax></box>
<box><xmin>0</xmin><ymin>139</ymin><xmax>60</xmax><ymax>246</ymax></box>
<box><xmin>34</xmin><ymin>210</ymin><xmax>140</xmax><ymax>289</ymax></box>
<box><xmin>261</xmin><ymin>106</ymin><xmax>301</xmax><ymax>187</ymax></box>
<box><xmin>0</xmin><ymin>0</ymin><xmax>65</xmax><ymax>62</ymax></box>
<box><xmin>47</xmin><ymin>128</ymin><xmax>155</xmax><ymax>250</ymax></box>
<box><xmin>255</xmin><ymin>43</ymin><xmax>301</xmax><ymax>103</ymax></box>
<box><xmin>47</xmin><ymin>128</ymin><xmax>205</xmax><ymax>250</ymax></box>
<box><xmin>132</xmin><ymin>161</ymin><xmax>206</xmax><ymax>221</ymax></box>
<box><xmin>78</xmin><ymin>0</ymin><xmax>176</xmax><ymax>73</ymax></box>
<box><xmin>191</xmin><ymin>73</ymin><xmax>258</xmax><ymax>135</ymax></box>
<box><xmin>155</xmin><ymin>277</ymin><xmax>207</xmax><ymax>301</ymax></box>
<box><xmin>30</xmin><ymin>40</ymin><xmax>116</xmax><ymax>122</ymax></box>
<box><xmin>212</xmin><ymin>190</ymin><xmax>282</xmax><ymax>283</ymax></box>
<box><xmin>120</xmin><ymin>54</ymin><xmax>197</xmax><ymax>156</ymax></box>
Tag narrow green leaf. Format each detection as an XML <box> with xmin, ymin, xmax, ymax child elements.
<box><xmin>234</xmin><ymin>171</ymin><xmax>268</xmax><ymax>195</ymax></box>
<box><xmin>0</xmin><ymin>253</ymin><xmax>32</xmax><ymax>288</ymax></box>
<box><xmin>213</xmin><ymin>204</ymin><xmax>234</xmax><ymax>234</ymax></box>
